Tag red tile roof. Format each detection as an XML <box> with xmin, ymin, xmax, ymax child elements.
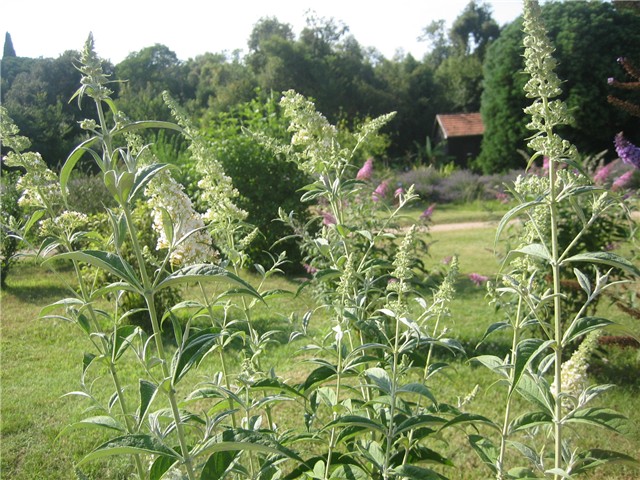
<box><xmin>436</xmin><ymin>113</ymin><xmax>484</xmax><ymax>138</ymax></box>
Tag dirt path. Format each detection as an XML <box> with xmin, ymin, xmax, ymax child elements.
<box><xmin>430</xmin><ymin>220</ymin><xmax>500</xmax><ymax>232</ymax></box>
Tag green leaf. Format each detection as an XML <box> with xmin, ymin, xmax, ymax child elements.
<box><xmin>76</xmin><ymin>434</ymin><xmax>178</xmax><ymax>466</ymax></box>
<box><xmin>511</xmin><ymin>339</ymin><xmax>553</xmax><ymax>396</ymax></box>
<box><xmin>495</xmin><ymin>199</ymin><xmax>543</xmax><ymax>246</ymax></box>
<box><xmin>395</xmin><ymin>414</ymin><xmax>445</xmax><ymax>435</ymax></box>
<box><xmin>468</xmin><ymin>435</ymin><xmax>498</xmax><ymax>474</ymax></box>
<box><xmin>472</xmin><ymin>355</ymin><xmax>509</xmax><ymax>378</ymax></box>
<box><xmin>23</xmin><ymin>209</ymin><xmax>45</xmax><ymax>236</ymax></box>
<box><xmin>299</xmin><ymin>365</ymin><xmax>337</xmax><ymax>392</ymax></box>
<box><xmin>329</xmin><ymin>464</ymin><xmax>370</xmax><ymax>479</ymax></box>
<box><xmin>393</xmin><ymin>465</ymin><xmax>448</xmax><ymax>479</ymax></box>
<box><xmin>58</xmin><ymin>416</ymin><xmax>125</xmax><ymax>437</ymax></box>
<box><xmin>571</xmin><ymin>449</ymin><xmax>639</xmax><ymax>474</ymax></box>
<box><xmin>573</xmin><ymin>268</ymin><xmax>591</xmax><ymax>296</ymax></box>
<box><xmin>130</xmin><ymin>163</ymin><xmax>171</xmax><ymax>201</ymax></box>
<box><xmin>515</xmin><ymin>374</ymin><xmax>554</xmax><ymax>415</ymax></box>
<box><xmin>200</xmin><ymin>450</ymin><xmax>238</xmax><ymax>480</ymax></box>
<box><xmin>112</xmin><ymin>325</ymin><xmax>139</xmax><ymax>361</ymax></box>
<box><xmin>440</xmin><ymin>413</ymin><xmax>500</xmax><ymax>431</ymax></box>
<box><xmin>364</xmin><ymin>368</ymin><xmax>392</xmax><ymax>394</ymax></box>
<box><xmin>563</xmin><ymin>252</ymin><xmax>640</xmax><ymax>277</ymax></box>
<box><xmin>562</xmin><ymin>317</ymin><xmax>613</xmax><ymax>345</ymax></box>
<box><xmin>509</xmin><ymin>411</ymin><xmax>552</xmax><ymax>433</ymax></box>
<box><xmin>565</xmin><ymin>408</ymin><xmax>629</xmax><ymax>434</ymax></box>
<box><xmin>137</xmin><ymin>380</ymin><xmax>158</xmax><ymax>427</ymax></box>
<box><xmin>39</xmin><ymin>298</ymin><xmax>85</xmax><ymax>317</ymax></box>
<box><xmin>45</xmin><ymin>250</ymin><xmax>142</xmax><ymax>291</ymax></box>
<box><xmin>506</xmin><ymin>243</ymin><xmax>552</xmax><ymax>264</ymax></box>
<box><xmin>172</xmin><ymin>328</ymin><xmax>220</xmax><ymax>384</ymax></box>
<box><xmin>324</xmin><ymin>415</ymin><xmax>386</xmax><ymax>433</ymax></box>
<box><xmin>397</xmin><ymin>382</ymin><xmax>437</xmax><ymax>405</ymax></box>
<box><xmin>477</xmin><ymin>322</ymin><xmax>511</xmax><ymax>348</ymax></box>
<box><xmin>195</xmin><ymin>429</ymin><xmax>304</xmax><ymax>465</ymax></box>
<box><xmin>156</xmin><ymin>264</ymin><xmax>261</xmax><ymax>301</ymax></box>
<box><xmin>149</xmin><ymin>455</ymin><xmax>178</xmax><ymax>480</ymax></box>
<box><xmin>60</xmin><ymin>136</ymin><xmax>99</xmax><ymax>201</ymax></box>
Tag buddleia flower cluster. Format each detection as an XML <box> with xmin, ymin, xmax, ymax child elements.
<box><xmin>145</xmin><ymin>170</ymin><xmax>216</xmax><ymax>266</ymax></box>
<box><xmin>552</xmin><ymin>331</ymin><xmax>601</xmax><ymax>407</ymax></box>
<box><xmin>279</xmin><ymin>90</ymin><xmax>345</xmax><ymax>175</ymax></box>
<box><xmin>1</xmin><ymin>107</ymin><xmax>62</xmax><ymax>211</ymax></box>
<box><xmin>162</xmin><ymin>92</ymin><xmax>249</xmax><ymax>257</ymax></box>
<box><xmin>522</xmin><ymin>0</ymin><xmax>577</xmax><ymax>163</ymax></box>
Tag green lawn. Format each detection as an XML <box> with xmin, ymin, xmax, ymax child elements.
<box><xmin>1</xmin><ymin>223</ymin><xmax>639</xmax><ymax>479</ymax></box>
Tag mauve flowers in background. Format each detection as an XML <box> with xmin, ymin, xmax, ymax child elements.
<box><xmin>593</xmin><ymin>162</ymin><xmax>614</xmax><ymax>184</ymax></box>
<box><xmin>612</xmin><ymin>170</ymin><xmax>634</xmax><ymax>191</ymax></box>
<box><xmin>356</xmin><ymin>157</ymin><xmax>374</xmax><ymax>180</ymax></box>
<box><xmin>614</xmin><ymin>132</ymin><xmax>640</xmax><ymax>169</ymax></box>
<box><xmin>321</xmin><ymin>211</ymin><xmax>337</xmax><ymax>225</ymax></box>
<box><xmin>468</xmin><ymin>273</ymin><xmax>489</xmax><ymax>286</ymax></box>
<box><xmin>420</xmin><ymin>203</ymin><xmax>436</xmax><ymax>220</ymax></box>
<box><xmin>394</xmin><ymin>186</ymin><xmax>405</xmax><ymax>198</ymax></box>
<box><xmin>372</xmin><ymin>180</ymin><xmax>389</xmax><ymax>201</ymax></box>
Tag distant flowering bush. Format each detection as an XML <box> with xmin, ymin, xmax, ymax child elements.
<box><xmin>356</xmin><ymin>156</ymin><xmax>373</xmax><ymax>180</ymax></box>
<box><xmin>614</xmin><ymin>132</ymin><xmax>640</xmax><ymax>170</ymax></box>
<box><xmin>420</xmin><ymin>203</ymin><xmax>436</xmax><ymax>220</ymax></box>
<box><xmin>468</xmin><ymin>272</ymin><xmax>489</xmax><ymax>286</ymax></box>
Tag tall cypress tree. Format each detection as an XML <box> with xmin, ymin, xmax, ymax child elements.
<box><xmin>3</xmin><ymin>32</ymin><xmax>16</xmax><ymax>58</ymax></box>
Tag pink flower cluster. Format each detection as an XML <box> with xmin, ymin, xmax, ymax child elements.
<box><xmin>468</xmin><ymin>273</ymin><xmax>489</xmax><ymax>286</ymax></box>
<box><xmin>420</xmin><ymin>203</ymin><xmax>436</xmax><ymax>220</ymax></box>
<box><xmin>372</xmin><ymin>180</ymin><xmax>389</xmax><ymax>201</ymax></box>
<box><xmin>356</xmin><ymin>157</ymin><xmax>374</xmax><ymax>181</ymax></box>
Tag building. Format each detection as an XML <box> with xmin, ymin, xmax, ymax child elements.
<box><xmin>433</xmin><ymin>113</ymin><xmax>484</xmax><ymax>166</ymax></box>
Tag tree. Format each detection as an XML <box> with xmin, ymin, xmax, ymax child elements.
<box><xmin>422</xmin><ymin>1</ymin><xmax>500</xmax><ymax>115</ymax></box>
<box><xmin>3</xmin><ymin>32</ymin><xmax>16</xmax><ymax>58</ymax></box>
<box><xmin>115</xmin><ymin>44</ymin><xmax>189</xmax><ymax>120</ymax></box>
<box><xmin>478</xmin><ymin>1</ymin><xmax>640</xmax><ymax>172</ymax></box>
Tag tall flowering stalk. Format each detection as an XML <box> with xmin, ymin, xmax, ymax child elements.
<box><xmin>468</xmin><ymin>1</ymin><xmax>640</xmax><ymax>479</ymax></box>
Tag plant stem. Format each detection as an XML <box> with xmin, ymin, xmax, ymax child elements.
<box><xmin>122</xmin><ymin>206</ymin><xmax>196</xmax><ymax>480</ymax></box>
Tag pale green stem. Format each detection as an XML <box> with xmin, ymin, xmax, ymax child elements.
<box><xmin>383</xmin><ymin>305</ymin><xmax>403</xmax><ymax>480</ymax></box>
<box><xmin>496</xmin><ymin>297</ymin><xmax>523</xmax><ymax>480</ymax></box>
<box><xmin>122</xmin><ymin>205</ymin><xmax>196</xmax><ymax>480</ymax></box>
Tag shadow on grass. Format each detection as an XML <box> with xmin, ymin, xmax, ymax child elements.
<box><xmin>2</xmin><ymin>283</ymin><xmax>72</xmax><ymax>305</ymax></box>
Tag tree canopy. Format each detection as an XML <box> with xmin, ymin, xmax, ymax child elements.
<box><xmin>477</xmin><ymin>0</ymin><xmax>640</xmax><ymax>172</ymax></box>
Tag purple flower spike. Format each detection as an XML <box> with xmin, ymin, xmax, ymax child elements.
<box><xmin>356</xmin><ymin>157</ymin><xmax>374</xmax><ymax>181</ymax></box>
<box><xmin>394</xmin><ymin>187</ymin><xmax>405</xmax><ymax>198</ymax></box>
<box><xmin>614</xmin><ymin>132</ymin><xmax>640</xmax><ymax>169</ymax></box>
<box><xmin>593</xmin><ymin>163</ymin><xmax>613</xmax><ymax>185</ymax></box>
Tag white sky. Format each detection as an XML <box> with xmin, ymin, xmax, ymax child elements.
<box><xmin>1</xmin><ymin>1</ymin><xmax>524</xmax><ymax>63</ymax></box>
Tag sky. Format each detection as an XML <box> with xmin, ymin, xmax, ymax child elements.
<box><xmin>1</xmin><ymin>1</ymin><xmax>524</xmax><ymax>63</ymax></box>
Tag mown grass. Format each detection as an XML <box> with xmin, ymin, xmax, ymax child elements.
<box><xmin>1</xmin><ymin>219</ymin><xmax>639</xmax><ymax>479</ymax></box>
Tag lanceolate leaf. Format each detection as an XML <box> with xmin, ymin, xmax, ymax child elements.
<box><xmin>137</xmin><ymin>380</ymin><xmax>158</xmax><ymax>428</ymax></box>
<box><xmin>60</xmin><ymin>136</ymin><xmax>99</xmax><ymax>200</ymax></box>
<box><xmin>495</xmin><ymin>199</ymin><xmax>543</xmax><ymax>247</ymax></box>
<box><xmin>397</xmin><ymin>383</ymin><xmax>437</xmax><ymax>405</ymax></box>
<box><xmin>562</xmin><ymin>317</ymin><xmax>614</xmax><ymax>345</ymax></box>
<box><xmin>113</xmin><ymin>120</ymin><xmax>183</xmax><ymax>136</ymax></box>
<box><xmin>364</xmin><ymin>368</ymin><xmax>392</xmax><ymax>395</ymax></box>
<box><xmin>200</xmin><ymin>450</ymin><xmax>239</xmax><ymax>480</ymax></box>
<box><xmin>563</xmin><ymin>252</ymin><xmax>640</xmax><ymax>277</ymax></box>
<box><xmin>58</xmin><ymin>416</ymin><xmax>125</xmax><ymax>437</ymax></box>
<box><xmin>149</xmin><ymin>455</ymin><xmax>178</xmax><ymax>480</ymax></box>
<box><xmin>324</xmin><ymin>415</ymin><xmax>386</xmax><ymax>433</ymax></box>
<box><xmin>129</xmin><ymin>163</ymin><xmax>171</xmax><ymax>201</ymax></box>
<box><xmin>76</xmin><ymin>434</ymin><xmax>178</xmax><ymax>466</ymax></box>
<box><xmin>565</xmin><ymin>408</ymin><xmax>629</xmax><ymax>434</ymax></box>
<box><xmin>393</xmin><ymin>465</ymin><xmax>448</xmax><ymax>480</ymax></box>
<box><xmin>171</xmin><ymin>328</ymin><xmax>220</xmax><ymax>384</ymax></box>
<box><xmin>509</xmin><ymin>411</ymin><xmax>552</xmax><ymax>433</ymax></box>
<box><xmin>511</xmin><ymin>339</ymin><xmax>554</xmax><ymax>396</ymax></box>
<box><xmin>45</xmin><ymin>250</ymin><xmax>142</xmax><ymax>291</ymax></box>
<box><xmin>156</xmin><ymin>264</ymin><xmax>261</xmax><ymax>301</ymax></box>
<box><xmin>571</xmin><ymin>449</ymin><xmax>639</xmax><ymax>474</ymax></box>
<box><xmin>194</xmin><ymin>429</ymin><xmax>305</xmax><ymax>465</ymax></box>
<box><xmin>468</xmin><ymin>435</ymin><xmax>499</xmax><ymax>474</ymax></box>
<box><xmin>506</xmin><ymin>243</ymin><xmax>552</xmax><ymax>265</ymax></box>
